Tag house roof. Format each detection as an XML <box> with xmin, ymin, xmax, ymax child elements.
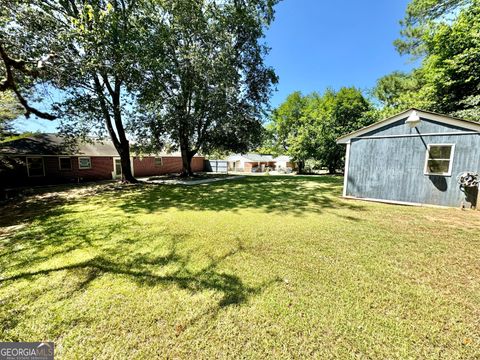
<box><xmin>336</xmin><ymin>108</ymin><xmax>480</xmax><ymax>144</ymax></box>
<box><xmin>0</xmin><ymin>133</ymin><xmax>200</xmax><ymax>158</ymax></box>
<box><xmin>228</xmin><ymin>153</ymin><xmax>274</xmax><ymax>162</ymax></box>
<box><xmin>274</xmin><ymin>155</ymin><xmax>292</xmax><ymax>162</ymax></box>
<box><xmin>0</xmin><ymin>134</ymin><xmax>119</xmax><ymax>156</ymax></box>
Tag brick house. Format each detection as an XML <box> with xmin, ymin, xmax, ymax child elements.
<box><xmin>0</xmin><ymin>134</ymin><xmax>204</xmax><ymax>187</ymax></box>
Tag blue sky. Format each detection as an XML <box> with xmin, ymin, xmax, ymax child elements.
<box><xmin>19</xmin><ymin>0</ymin><xmax>416</xmax><ymax>133</ymax></box>
<box><xmin>265</xmin><ymin>0</ymin><xmax>416</xmax><ymax>107</ymax></box>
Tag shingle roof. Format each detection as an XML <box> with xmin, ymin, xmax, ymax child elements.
<box><xmin>0</xmin><ymin>133</ymin><xmax>197</xmax><ymax>157</ymax></box>
<box><xmin>0</xmin><ymin>134</ymin><xmax>119</xmax><ymax>156</ymax></box>
<box><xmin>228</xmin><ymin>153</ymin><xmax>274</xmax><ymax>162</ymax></box>
<box><xmin>274</xmin><ymin>155</ymin><xmax>292</xmax><ymax>162</ymax></box>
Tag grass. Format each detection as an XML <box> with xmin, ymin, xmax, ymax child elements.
<box><xmin>0</xmin><ymin>176</ymin><xmax>479</xmax><ymax>359</ymax></box>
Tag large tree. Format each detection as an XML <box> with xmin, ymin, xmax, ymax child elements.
<box><xmin>377</xmin><ymin>0</ymin><xmax>480</xmax><ymax>120</ymax></box>
<box><xmin>266</xmin><ymin>88</ymin><xmax>373</xmax><ymax>174</ymax></box>
<box><xmin>420</xmin><ymin>1</ymin><xmax>480</xmax><ymax>119</ymax></box>
<box><xmin>263</xmin><ymin>91</ymin><xmax>307</xmax><ymax>171</ymax></box>
<box><xmin>1</xmin><ymin>0</ymin><xmax>165</xmax><ymax>182</ymax></box>
<box><xmin>307</xmin><ymin>88</ymin><xmax>374</xmax><ymax>174</ymax></box>
<box><xmin>135</xmin><ymin>0</ymin><xmax>278</xmax><ymax>176</ymax></box>
<box><xmin>394</xmin><ymin>0</ymin><xmax>472</xmax><ymax>56</ymax></box>
<box><xmin>372</xmin><ymin>69</ymin><xmax>433</xmax><ymax>118</ymax></box>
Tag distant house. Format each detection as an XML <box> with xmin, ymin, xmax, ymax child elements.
<box><xmin>337</xmin><ymin>109</ymin><xmax>480</xmax><ymax>207</ymax></box>
<box><xmin>226</xmin><ymin>153</ymin><xmax>295</xmax><ymax>172</ymax></box>
<box><xmin>227</xmin><ymin>153</ymin><xmax>275</xmax><ymax>172</ymax></box>
<box><xmin>0</xmin><ymin>134</ymin><xmax>205</xmax><ymax>187</ymax></box>
<box><xmin>274</xmin><ymin>155</ymin><xmax>295</xmax><ymax>171</ymax></box>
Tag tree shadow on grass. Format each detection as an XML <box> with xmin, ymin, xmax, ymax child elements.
<box><xmin>114</xmin><ymin>176</ymin><xmax>365</xmax><ymax>217</ymax></box>
<box><xmin>0</xmin><ymin>176</ymin><xmax>359</xmax><ymax>335</ymax></box>
<box><xmin>1</xmin><ymin>237</ymin><xmax>280</xmax><ymax>311</ymax></box>
<box><xmin>0</xmin><ymin>182</ymin><xmax>136</xmax><ymax>229</ymax></box>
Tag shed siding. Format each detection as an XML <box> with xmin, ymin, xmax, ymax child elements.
<box><xmin>347</xmin><ymin>133</ymin><xmax>480</xmax><ymax>207</ymax></box>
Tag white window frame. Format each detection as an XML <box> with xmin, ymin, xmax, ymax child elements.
<box><xmin>58</xmin><ymin>156</ymin><xmax>72</xmax><ymax>171</ymax></box>
<box><xmin>112</xmin><ymin>157</ymin><xmax>135</xmax><ymax>179</ymax></box>
<box><xmin>113</xmin><ymin>157</ymin><xmax>122</xmax><ymax>178</ymax></box>
<box><xmin>78</xmin><ymin>156</ymin><xmax>92</xmax><ymax>170</ymax></box>
<box><xmin>26</xmin><ymin>157</ymin><xmax>45</xmax><ymax>177</ymax></box>
<box><xmin>154</xmin><ymin>157</ymin><xmax>163</xmax><ymax>167</ymax></box>
<box><xmin>423</xmin><ymin>144</ymin><xmax>455</xmax><ymax>176</ymax></box>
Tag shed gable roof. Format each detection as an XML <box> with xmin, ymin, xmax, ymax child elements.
<box><xmin>336</xmin><ymin>109</ymin><xmax>480</xmax><ymax>144</ymax></box>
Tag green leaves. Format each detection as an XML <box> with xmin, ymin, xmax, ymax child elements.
<box><xmin>395</xmin><ymin>0</ymin><xmax>471</xmax><ymax>56</ymax></box>
<box><xmin>134</xmin><ymin>0</ymin><xmax>278</xmax><ymax>169</ymax></box>
<box><xmin>376</xmin><ymin>0</ymin><xmax>480</xmax><ymax>121</ymax></box>
<box><xmin>265</xmin><ymin>88</ymin><xmax>374</xmax><ymax>173</ymax></box>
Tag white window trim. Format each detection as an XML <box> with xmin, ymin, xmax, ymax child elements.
<box><xmin>113</xmin><ymin>157</ymin><xmax>122</xmax><ymax>179</ymax></box>
<box><xmin>26</xmin><ymin>157</ymin><xmax>45</xmax><ymax>177</ymax></box>
<box><xmin>154</xmin><ymin>157</ymin><xmax>163</xmax><ymax>167</ymax></box>
<box><xmin>343</xmin><ymin>141</ymin><xmax>351</xmax><ymax>197</ymax></box>
<box><xmin>112</xmin><ymin>157</ymin><xmax>135</xmax><ymax>179</ymax></box>
<box><xmin>58</xmin><ymin>156</ymin><xmax>72</xmax><ymax>171</ymax></box>
<box><xmin>423</xmin><ymin>144</ymin><xmax>455</xmax><ymax>177</ymax></box>
<box><xmin>78</xmin><ymin>156</ymin><xmax>92</xmax><ymax>170</ymax></box>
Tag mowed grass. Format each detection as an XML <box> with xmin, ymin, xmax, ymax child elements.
<box><xmin>0</xmin><ymin>176</ymin><xmax>479</xmax><ymax>359</ymax></box>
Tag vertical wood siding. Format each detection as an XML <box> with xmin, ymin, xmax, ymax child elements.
<box><xmin>347</xmin><ymin>127</ymin><xmax>480</xmax><ymax>207</ymax></box>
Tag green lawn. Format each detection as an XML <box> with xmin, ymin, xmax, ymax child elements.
<box><xmin>0</xmin><ymin>176</ymin><xmax>479</xmax><ymax>359</ymax></box>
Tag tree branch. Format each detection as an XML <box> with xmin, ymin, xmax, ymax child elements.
<box><xmin>0</xmin><ymin>43</ymin><xmax>56</xmax><ymax>120</ymax></box>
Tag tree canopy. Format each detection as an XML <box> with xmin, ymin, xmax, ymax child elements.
<box><xmin>394</xmin><ymin>0</ymin><xmax>472</xmax><ymax>56</ymax></box>
<box><xmin>1</xmin><ymin>0</ymin><xmax>177</xmax><ymax>181</ymax></box>
<box><xmin>264</xmin><ymin>87</ymin><xmax>374</xmax><ymax>174</ymax></box>
<box><xmin>375</xmin><ymin>0</ymin><xmax>480</xmax><ymax>120</ymax></box>
<box><xmin>134</xmin><ymin>0</ymin><xmax>278</xmax><ymax>176</ymax></box>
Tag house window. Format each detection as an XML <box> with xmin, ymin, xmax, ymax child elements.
<box><xmin>154</xmin><ymin>157</ymin><xmax>163</xmax><ymax>167</ymax></box>
<box><xmin>26</xmin><ymin>157</ymin><xmax>45</xmax><ymax>177</ymax></box>
<box><xmin>78</xmin><ymin>157</ymin><xmax>92</xmax><ymax>169</ymax></box>
<box><xmin>59</xmin><ymin>157</ymin><xmax>72</xmax><ymax>170</ymax></box>
<box><xmin>424</xmin><ymin>144</ymin><xmax>455</xmax><ymax>176</ymax></box>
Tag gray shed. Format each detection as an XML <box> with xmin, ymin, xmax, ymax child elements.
<box><xmin>337</xmin><ymin>109</ymin><xmax>480</xmax><ymax>208</ymax></box>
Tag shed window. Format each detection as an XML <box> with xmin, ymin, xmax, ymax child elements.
<box><xmin>78</xmin><ymin>157</ymin><xmax>92</xmax><ymax>169</ymax></box>
<box><xmin>424</xmin><ymin>144</ymin><xmax>455</xmax><ymax>176</ymax></box>
<box><xmin>155</xmin><ymin>157</ymin><xmax>163</xmax><ymax>166</ymax></box>
<box><xmin>59</xmin><ymin>157</ymin><xmax>72</xmax><ymax>170</ymax></box>
<box><xmin>27</xmin><ymin>157</ymin><xmax>45</xmax><ymax>177</ymax></box>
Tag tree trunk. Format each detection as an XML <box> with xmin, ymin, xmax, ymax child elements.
<box><xmin>297</xmin><ymin>160</ymin><xmax>305</xmax><ymax>174</ymax></box>
<box><xmin>180</xmin><ymin>146</ymin><xmax>196</xmax><ymax>177</ymax></box>
<box><xmin>328</xmin><ymin>164</ymin><xmax>336</xmax><ymax>175</ymax></box>
<box><xmin>107</xmin><ymin>76</ymin><xmax>137</xmax><ymax>183</ymax></box>
<box><xmin>179</xmin><ymin>137</ymin><xmax>197</xmax><ymax>177</ymax></box>
<box><xmin>118</xmin><ymin>143</ymin><xmax>137</xmax><ymax>183</ymax></box>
